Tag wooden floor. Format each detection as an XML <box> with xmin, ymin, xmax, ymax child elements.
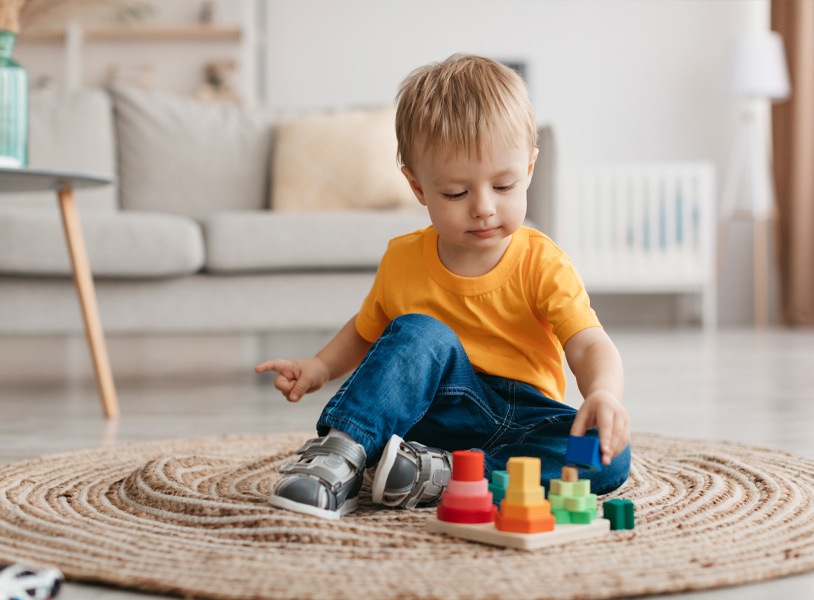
<box><xmin>2</xmin><ymin>328</ymin><xmax>814</xmax><ymax>600</ymax></box>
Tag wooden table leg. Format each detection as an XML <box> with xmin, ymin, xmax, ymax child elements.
<box><xmin>57</xmin><ymin>187</ymin><xmax>120</xmax><ymax>418</ymax></box>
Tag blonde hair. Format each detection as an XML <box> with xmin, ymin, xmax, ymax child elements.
<box><xmin>395</xmin><ymin>54</ymin><xmax>537</xmax><ymax>170</ymax></box>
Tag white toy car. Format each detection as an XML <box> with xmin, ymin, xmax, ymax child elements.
<box><xmin>0</xmin><ymin>564</ymin><xmax>63</xmax><ymax>600</ymax></box>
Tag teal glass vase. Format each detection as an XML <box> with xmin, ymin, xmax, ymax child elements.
<box><xmin>0</xmin><ymin>30</ymin><xmax>27</xmax><ymax>167</ymax></box>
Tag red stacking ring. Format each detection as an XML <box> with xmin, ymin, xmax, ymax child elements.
<box><xmin>452</xmin><ymin>450</ymin><xmax>484</xmax><ymax>482</ymax></box>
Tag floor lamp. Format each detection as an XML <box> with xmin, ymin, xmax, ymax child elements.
<box><xmin>719</xmin><ymin>31</ymin><xmax>790</xmax><ymax>327</ymax></box>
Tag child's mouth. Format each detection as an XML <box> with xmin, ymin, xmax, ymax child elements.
<box><xmin>468</xmin><ymin>227</ymin><xmax>499</xmax><ymax>238</ymax></box>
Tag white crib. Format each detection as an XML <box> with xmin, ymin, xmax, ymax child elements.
<box><xmin>557</xmin><ymin>162</ymin><xmax>717</xmax><ymax>329</ymax></box>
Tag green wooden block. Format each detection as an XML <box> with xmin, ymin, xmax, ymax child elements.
<box><xmin>550</xmin><ymin>480</ymin><xmax>574</xmax><ymax>497</ymax></box>
<box><xmin>603</xmin><ymin>499</ymin><xmax>635</xmax><ymax>530</ymax></box>
<box><xmin>565</xmin><ymin>496</ymin><xmax>587</xmax><ymax>512</ymax></box>
<box><xmin>489</xmin><ymin>470</ymin><xmax>509</xmax><ymax>505</ymax></box>
<box><xmin>488</xmin><ymin>485</ymin><xmax>505</xmax><ymax>506</ymax></box>
<box><xmin>491</xmin><ymin>470</ymin><xmax>509</xmax><ymax>488</ymax></box>
<box><xmin>570</xmin><ymin>509</ymin><xmax>597</xmax><ymax>524</ymax></box>
<box><xmin>548</xmin><ymin>493</ymin><xmax>565</xmax><ymax>510</ymax></box>
<box><xmin>552</xmin><ymin>509</ymin><xmax>571</xmax><ymax>524</ymax></box>
<box><xmin>572</xmin><ymin>480</ymin><xmax>591</xmax><ymax>497</ymax></box>
<box><xmin>585</xmin><ymin>493</ymin><xmax>598</xmax><ymax>510</ymax></box>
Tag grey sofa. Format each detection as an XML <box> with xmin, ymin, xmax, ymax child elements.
<box><xmin>0</xmin><ymin>88</ymin><xmax>555</xmax><ymax>335</ymax></box>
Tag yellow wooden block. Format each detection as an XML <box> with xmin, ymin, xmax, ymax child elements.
<box><xmin>506</xmin><ymin>457</ymin><xmax>541</xmax><ymax>490</ymax></box>
<box><xmin>500</xmin><ymin>499</ymin><xmax>551</xmax><ymax>520</ymax></box>
<box><xmin>506</xmin><ymin>488</ymin><xmax>545</xmax><ymax>505</ymax></box>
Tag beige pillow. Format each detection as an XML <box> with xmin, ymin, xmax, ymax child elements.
<box><xmin>271</xmin><ymin>107</ymin><xmax>418</xmax><ymax>212</ymax></box>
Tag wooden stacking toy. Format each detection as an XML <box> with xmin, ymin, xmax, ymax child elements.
<box><xmin>548</xmin><ymin>467</ymin><xmax>599</xmax><ymax>525</ymax></box>
<box><xmin>436</xmin><ymin>450</ymin><xmax>497</xmax><ymax>524</ymax></box>
<box><xmin>494</xmin><ymin>457</ymin><xmax>555</xmax><ymax>534</ymax></box>
<box><xmin>427</xmin><ymin>449</ymin><xmax>613</xmax><ymax>551</ymax></box>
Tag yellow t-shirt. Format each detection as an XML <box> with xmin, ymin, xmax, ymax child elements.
<box><xmin>355</xmin><ymin>226</ymin><xmax>601</xmax><ymax>403</ymax></box>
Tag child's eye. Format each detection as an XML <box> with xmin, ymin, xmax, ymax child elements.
<box><xmin>443</xmin><ymin>191</ymin><xmax>467</xmax><ymax>200</ymax></box>
<box><xmin>495</xmin><ymin>183</ymin><xmax>517</xmax><ymax>192</ymax></box>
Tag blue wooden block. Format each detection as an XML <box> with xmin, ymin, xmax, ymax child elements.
<box><xmin>565</xmin><ymin>435</ymin><xmax>602</xmax><ymax>471</ymax></box>
<box><xmin>603</xmin><ymin>499</ymin><xmax>635</xmax><ymax>530</ymax></box>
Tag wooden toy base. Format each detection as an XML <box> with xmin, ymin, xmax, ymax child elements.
<box><xmin>426</xmin><ymin>516</ymin><xmax>611</xmax><ymax>551</ymax></box>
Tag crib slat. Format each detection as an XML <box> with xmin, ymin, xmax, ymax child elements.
<box><xmin>598</xmin><ymin>169</ymin><xmax>612</xmax><ymax>268</ymax></box>
<box><xmin>680</xmin><ymin>171</ymin><xmax>695</xmax><ymax>267</ymax></box>
<box><xmin>664</xmin><ymin>171</ymin><xmax>677</xmax><ymax>263</ymax></box>
<box><xmin>614</xmin><ymin>172</ymin><xmax>628</xmax><ymax>260</ymax></box>
<box><xmin>631</xmin><ymin>171</ymin><xmax>646</xmax><ymax>264</ymax></box>
<box><xmin>561</xmin><ymin>162</ymin><xmax>715</xmax><ymax>297</ymax></box>
<box><xmin>647</xmin><ymin>171</ymin><xmax>663</xmax><ymax>261</ymax></box>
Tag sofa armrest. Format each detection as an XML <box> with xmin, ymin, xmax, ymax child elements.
<box><xmin>527</xmin><ymin>125</ymin><xmax>556</xmax><ymax>237</ymax></box>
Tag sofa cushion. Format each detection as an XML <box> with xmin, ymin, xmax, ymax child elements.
<box><xmin>111</xmin><ymin>86</ymin><xmax>273</xmax><ymax>215</ymax></box>
<box><xmin>271</xmin><ymin>107</ymin><xmax>417</xmax><ymax>212</ymax></box>
<box><xmin>0</xmin><ymin>207</ymin><xmax>204</xmax><ymax>278</ymax></box>
<box><xmin>0</xmin><ymin>90</ymin><xmax>117</xmax><ymax>211</ymax></box>
<box><xmin>199</xmin><ymin>210</ymin><xmax>432</xmax><ymax>273</ymax></box>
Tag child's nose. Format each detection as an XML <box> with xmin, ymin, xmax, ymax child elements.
<box><xmin>470</xmin><ymin>191</ymin><xmax>496</xmax><ymax>219</ymax></box>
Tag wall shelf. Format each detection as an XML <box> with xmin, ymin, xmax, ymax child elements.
<box><xmin>15</xmin><ymin>0</ymin><xmax>260</xmax><ymax>104</ymax></box>
<box><xmin>20</xmin><ymin>26</ymin><xmax>242</xmax><ymax>43</ymax></box>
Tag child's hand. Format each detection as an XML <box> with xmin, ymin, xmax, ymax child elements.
<box><xmin>570</xmin><ymin>390</ymin><xmax>630</xmax><ymax>466</ymax></box>
<box><xmin>254</xmin><ymin>357</ymin><xmax>330</xmax><ymax>402</ymax></box>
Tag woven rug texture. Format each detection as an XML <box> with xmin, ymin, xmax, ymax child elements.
<box><xmin>0</xmin><ymin>432</ymin><xmax>813</xmax><ymax>600</ymax></box>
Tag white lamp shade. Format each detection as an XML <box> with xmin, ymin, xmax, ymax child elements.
<box><xmin>728</xmin><ymin>31</ymin><xmax>791</xmax><ymax>100</ymax></box>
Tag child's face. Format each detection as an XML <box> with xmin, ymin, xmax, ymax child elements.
<box><xmin>402</xmin><ymin>135</ymin><xmax>538</xmax><ymax>266</ymax></box>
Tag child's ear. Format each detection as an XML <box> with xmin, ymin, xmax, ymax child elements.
<box><xmin>526</xmin><ymin>148</ymin><xmax>539</xmax><ymax>189</ymax></box>
<box><xmin>401</xmin><ymin>166</ymin><xmax>427</xmax><ymax>206</ymax></box>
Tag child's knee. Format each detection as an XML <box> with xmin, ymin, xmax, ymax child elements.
<box><xmin>388</xmin><ymin>314</ymin><xmax>460</xmax><ymax>347</ymax></box>
<box><xmin>589</xmin><ymin>444</ymin><xmax>631</xmax><ymax>496</ymax></box>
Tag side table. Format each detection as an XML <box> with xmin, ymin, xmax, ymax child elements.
<box><xmin>0</xmin><ymin>167</ymin><xmax>119</xmax><ymax>418</ymax></box>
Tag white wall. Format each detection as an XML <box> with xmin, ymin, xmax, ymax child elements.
<box><xmin>14</xmin><ymin>0</ymin><xmax>777</xmax><ymax>327</ymax></box>
<box><xmin>265</xmin><ymin>0</ymin><xmax>775</xmax><ymax>326</ymax></box>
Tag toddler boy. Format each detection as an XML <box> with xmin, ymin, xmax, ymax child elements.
<box><xmin>256</xmin><ymin>54</ymin><xmax>631</xmax><ymax>520</ymax></box>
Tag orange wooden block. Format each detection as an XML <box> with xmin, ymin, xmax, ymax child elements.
<box><xmin>495</xmin><ymin>513</ymin><xmax>555</xmax><ymax>534</ymax></box>
<box><xmin>500</xmin><ymin>500</ymin><xmax>552</xmax><ymax>520</ymax></box>
<box><xmin>561</xmin><ymin>466</ymin><xmax>579</xmax><ymax>482</ymax></box>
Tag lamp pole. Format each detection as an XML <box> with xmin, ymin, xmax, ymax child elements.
<box><xmin>719</xmin><ymin>31</ymin><xmax>789</xmax><ymax>327</ymax></box>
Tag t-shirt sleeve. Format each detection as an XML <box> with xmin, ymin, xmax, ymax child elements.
<box><xmin>355</xmin><ymin>246</ymin><xmax>392</xmax><ymax>343</ymax></box>
<box><xmin>536</xmin><ymin>251</ymin><xmax>602</xmax><ymax>346</ymax></box>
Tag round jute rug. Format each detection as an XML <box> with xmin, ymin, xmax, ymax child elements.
<box><xmin>1</xmin><ymin>432</ymin><xmax>813</xmax><ymax>600</ymax></box>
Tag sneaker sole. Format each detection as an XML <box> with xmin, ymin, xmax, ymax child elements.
<box><xmin>371</xmin><ymin>434</ymin><xmax>403</xmax><ymax>505</ymax></box>
<box><xmin>268</xmin><ymin>494</ymin><xmax>359</xmax><ymax>520</ymax></box>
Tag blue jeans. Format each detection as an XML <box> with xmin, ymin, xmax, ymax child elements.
<box><xmin>317</xmin><ymin>314</ymin><xmax>630</xmax><ymax>495</ymax></box>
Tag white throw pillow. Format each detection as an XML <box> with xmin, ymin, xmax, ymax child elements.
<box><xmin>271</xmin><ymin>107</ymin><xmax>418</xmax><ymax>212</ymax></box>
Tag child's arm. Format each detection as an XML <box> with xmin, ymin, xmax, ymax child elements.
<box><xmin>563</xmin><ymin>327</ymin><xmax>630</xmax><ymax>466</ymax></box>
<box><xmin>255</xmin><ymin>314</ymin><xmax>373</xmax><ymax>402</ymax></box>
